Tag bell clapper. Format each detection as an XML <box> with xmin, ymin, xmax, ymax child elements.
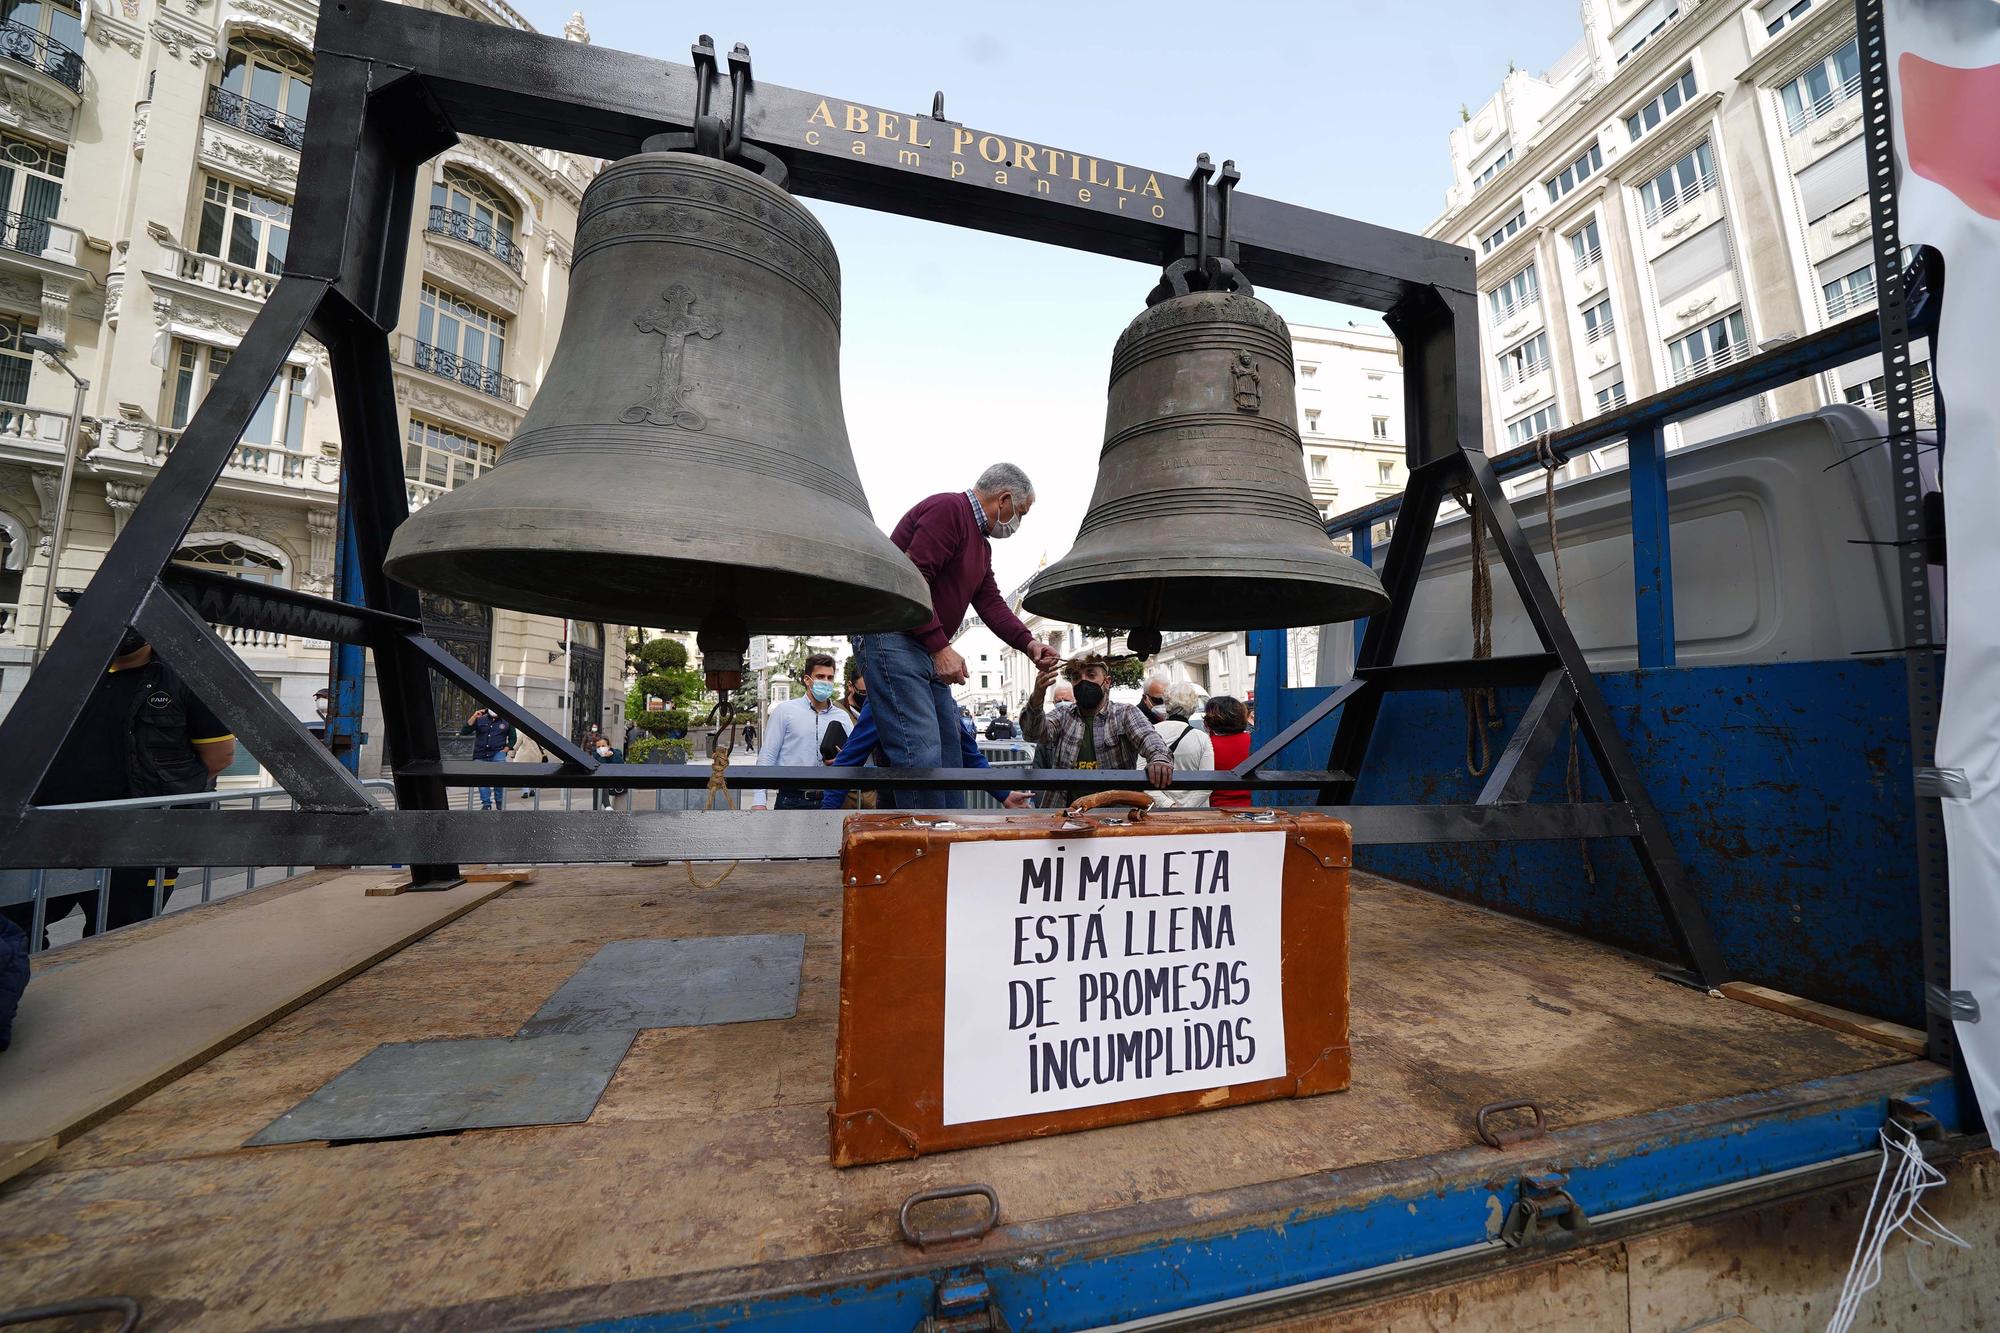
<box><xmin>697</xmin><ymin>612</ymin><xmax>750</xmax><ymax>694</ymax></box>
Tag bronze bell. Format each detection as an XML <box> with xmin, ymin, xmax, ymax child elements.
<box><xmin>1024</xmin><ymin>275</ymin><xmax>1389</xmax><ymax>652</ymax></box>
<box><xmin>384</xmin><ymin>148</ymin><xmax>931</xmax><ymax>682</ymax></box>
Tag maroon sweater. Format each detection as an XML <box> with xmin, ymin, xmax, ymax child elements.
<box><xmin>890</xmin><ymin>491</ymin><xmax>1035</xmax><ymax>655</ymax></box>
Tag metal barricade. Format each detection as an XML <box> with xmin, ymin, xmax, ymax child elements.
<box><xmin>3</xmin><ymin>780</ymin><xmax>397</xmax><ymax>954</ymax></box>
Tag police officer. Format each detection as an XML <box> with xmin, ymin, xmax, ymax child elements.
<box><xmin>1</xmin><ymin>588</ymin><xmax>235</xmax><ymax>946</ymax></box>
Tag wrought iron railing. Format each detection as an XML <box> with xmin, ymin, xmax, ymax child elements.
<box><xmin>1586</xmin><ymin>318</ymin><xmax>1617</xmax><ymax>345</ymax></box>
<box><xmin>1500</xmin><ymin>355</ymin><xmax>1550</xmax><ymax>390</ymax></box>
<box><xmin>1786</xmin><ymin>70</ymin><xmax>1862</xmax><ymax>135</ymax></box>
<box><xmin>412</xmin><ymin>340</ymin><xmax>521</xmax><ymax>401</ymax></box>
<box><xmin>1671</xmin><ymin>338</ymin><xmax>1748</xmax><ymax>385</ymax></box>
<box><xmin>0</xmin><ymin>209</ymin><xmax>51</xmax><ymax>256</ymax></box>
<box><xmin>1824</xmin><ymin>277</ymin><xmax>1877</xmax><ymax>320</ymax></box>
<box><xmin>0</xmin><ymin>21</ymin><xmax>81</xmax><ymax>92</ymax></box>
<box><xmin>205</xmin><ymin>84</ymin><xmax>307</xmax><ymax>151</ymax></box>
<box><xmin>1642</xmin><ymin>172</ymin><xmax>1716</xmax><ymax>226</ymax></box>
<box><xmin>426</xmin><ymin>204</ymin><xmax>525</xmax><ymax>275</ymax></box>
<box><xmin>1572</xmin><ymin>242</ymin><xmax>1602</xmax><ymax>272</ymax></box>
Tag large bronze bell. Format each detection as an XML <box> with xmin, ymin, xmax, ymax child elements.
<box><xmin>1024</xmin><ymin>276</ymin><xmax>1389</xmax><ymax>651</ymax></box>
<box><xmin>384</xmin><ymin>148</ymin><xmax>931</xmax><ymax>679</ymax></box>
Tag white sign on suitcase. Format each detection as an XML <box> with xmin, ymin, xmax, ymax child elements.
<box><xmin>942</xmin><ymin>830</ymin><xmax>1289</xmax><ymax>1125</ymax></box>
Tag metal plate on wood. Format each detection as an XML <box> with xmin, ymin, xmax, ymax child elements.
<box><xmin>247</xmin><ymin>1031</ymin><xmax>635</xmax><ymax>1146</ymax></box>
<box><xmin>518</xmin><ymin>934</ymin><xmax>806</xmax><ymax>1037</ymax></box>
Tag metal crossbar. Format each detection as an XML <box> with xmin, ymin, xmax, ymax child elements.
<box><xmin>0</xmin><ymin>0</ymin><xmax>1735</xmax><ymax>982</ymax></box>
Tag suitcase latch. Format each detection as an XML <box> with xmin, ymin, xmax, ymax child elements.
<box><xmin>1499</xmin><ymin>1171</ymin><xmax>1588</xmax><ymax>1247</ymax></box>
<box><xmin>916</xmin><ymin>1270</ymin><xmax>1012</xmax><ymax>1332</ymax></box>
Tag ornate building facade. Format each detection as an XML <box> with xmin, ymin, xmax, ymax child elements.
<box><xmin>0</xmin><ymin>0</ymin><xmax>626</xmax><ymax>783</ymax></box>
<box><xmin>1428</xmin><ymin>0</ymin><xmax>1929</xmax><ymax>465</ymax></box>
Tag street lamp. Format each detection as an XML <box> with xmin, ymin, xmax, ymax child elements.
<box><xmin>24</xmin><ymin>333</ymin><xmax>88</xmax><ymax>669</ymax></box>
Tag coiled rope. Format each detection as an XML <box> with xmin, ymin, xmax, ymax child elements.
<box><xmin>1455</xmin><ymin>482</ymin><xmax>1502</xmax><ymax>777</ymax></box>
<box><xmin>1539</xmin><ymin>439</ymin><xmax>1596</xmax><ymax>886</ymax></box>
<box><xmin>685</xmin><ymin>712</ymin><xmax>740</xmax><ymax>891</ymax></box>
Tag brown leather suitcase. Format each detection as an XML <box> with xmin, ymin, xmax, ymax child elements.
<box><xmin>830</xmin><ymin>792</ymin><xmax>1352</xmax><ymax>1166</ymax></box>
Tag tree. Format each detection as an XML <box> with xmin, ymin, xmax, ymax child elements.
<box><xmin>1107</xmin><ymin>656</ymin><xmax>1146</xmax><ymax>689</ymax></box>
<box><xmin>623</xmin><ymin>635</ymin><xmax>703</xmax><ymax>763</ymax></box>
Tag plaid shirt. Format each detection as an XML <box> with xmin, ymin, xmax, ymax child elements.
<box><xmin>1020</xmin><ymin>699</ymin><xmax>1175</xmax><ymax>807</ymax></box>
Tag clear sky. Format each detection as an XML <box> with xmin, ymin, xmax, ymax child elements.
<box><xmin>510</xmin><ymin>0</ymin><xmax>1584</xmax><ymax>594</ymax></box>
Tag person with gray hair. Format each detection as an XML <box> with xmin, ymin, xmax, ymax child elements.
<box><xmin>853</xmin><ymin>465</ymin><xmax>1062</xmax><ymax>809</ymax></box>
<box><xmin>1148</xmin><ymin>680</ymin><xmax>1214</xmax><ymax>808</ymax></box>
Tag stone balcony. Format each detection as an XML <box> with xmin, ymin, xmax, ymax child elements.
<box><xmin>86</xmin><ymin>419</ymin><xmax>340</xmax><ymax>505</ymax></box>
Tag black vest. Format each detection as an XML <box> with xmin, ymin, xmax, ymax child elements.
<box><xmin>123</xmin><ymin>659</ymin><xmax>217</xmax><ymax>798</ymax></box>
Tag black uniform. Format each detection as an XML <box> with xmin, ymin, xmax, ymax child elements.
<box><xmin>3</xmin><ymin>655</ymin><xmax>229</xmax><ymax>945</ymax></box>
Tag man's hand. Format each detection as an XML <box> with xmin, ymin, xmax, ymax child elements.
<box><xmin>1028</xmin><ymin>641</ymin><xmax>1061</xmax><ymax>671</ymax></box>
<box><xmin>1032</xmin><ymin>665</ymin><xmax>1060</xmax><ymax>699</ymax></box>
<box><xmin>932</xmin><ymin>645</ymin><xmax>969</xmax><ymax>684</ymax></box>
<box><xmin>1002</xmin><ymin>791</ymin><xmax>1033</xmax><ymax>809</ymax></box>
<box><xmin>1147</xmin><ymin>759</ymin><xmax>1175</xmax><ymax>788</ymax></box>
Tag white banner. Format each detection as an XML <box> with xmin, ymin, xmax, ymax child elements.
<box><xmin>1888</xmin><ymin>0</ymin><xmax>2000</xmax><ymax>1139</ymax></box>
<box><xmin>942</xmin><ymin>831</ymin><xmax>1289</xmax><ymax>1126</ymax></box>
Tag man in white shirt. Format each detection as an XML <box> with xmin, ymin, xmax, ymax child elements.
<box><xmin>752</xmin><ymin>653</ymin><xmax>846</xmax><ymax>810</ymax></box>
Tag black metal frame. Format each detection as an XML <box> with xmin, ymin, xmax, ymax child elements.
<box><xmin>0</xmin><ymin>0</ymin><xmax>1732</xmax><ymax>983</ymax></box>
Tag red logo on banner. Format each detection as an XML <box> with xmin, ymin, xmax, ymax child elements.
<box><xmin>1901</xmin><ymin>53</ymin><xmax>2000</xmax><ymax>219</ymax></box>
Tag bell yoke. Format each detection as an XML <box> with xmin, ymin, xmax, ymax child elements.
<box><xmin>386</xmin><ymin>103</ymin><xmax>1382</xmax><ymax>697</ymax></box>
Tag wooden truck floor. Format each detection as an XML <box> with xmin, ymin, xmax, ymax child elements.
<box><xmin>0</xmin><ymin>861</ymin><xmax>1929</xmax><ymax>1329</ymax></box>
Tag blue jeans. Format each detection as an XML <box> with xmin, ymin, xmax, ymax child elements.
<box><xmin>476</xmin><ymin>752</ymin><xmax>508</xmax><ymax>810</ymax></box>
<box><xmin>852</xmin><ymin>631</ymin><xmax>965</xmax><ymax>810</ymax></box>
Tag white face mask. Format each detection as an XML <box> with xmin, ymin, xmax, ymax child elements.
<box><xmin>991</xmin><ymin>493</ymin><xmax>1022</xmax><ymax>540</ymax></box>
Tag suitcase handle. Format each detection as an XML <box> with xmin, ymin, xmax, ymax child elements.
<box><xmin>1064</xmin><ymin>790</ymin><xmax>1155</xmax><ymax>821</ymax></box>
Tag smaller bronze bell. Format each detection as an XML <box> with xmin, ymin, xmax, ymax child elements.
<box><xmin>1026</xmin><ymin>272</ymin><xmax>1389</xmax><ymax>647</ymax></box>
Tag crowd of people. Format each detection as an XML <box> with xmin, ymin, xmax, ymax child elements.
<box><xmin>748</xmin><ymin>463</ymin><xmax>1257</xmax><ymax>813</ymax></box>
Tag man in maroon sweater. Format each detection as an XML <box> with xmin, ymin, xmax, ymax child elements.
<box><xmin>856</xmin><ymin>463</ymin><xmax>1061</xmax><ymax>809</ymax></box>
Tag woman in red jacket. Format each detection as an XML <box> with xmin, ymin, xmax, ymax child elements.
<box><xmin>1205</xmin><ymin>695</ymin><xmax>1253</xmax><ymax>808</ymax></box>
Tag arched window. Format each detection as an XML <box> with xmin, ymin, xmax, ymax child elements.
<box><xmin>173</xmin><ymin>538</ymin><xmax>286</xmax><ymax>586</ymax></box>
<box><xmin>429</xmin><ymin>165</ymin><xmax>522</xmax><ymax>272</ymax></box>
<box><xmin>212</xmin><ymin>36</ymin><xmax>312</xmax><ymax>150</ymax></box>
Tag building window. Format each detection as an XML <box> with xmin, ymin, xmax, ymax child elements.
<box><xmin>1505</xmin><ymin>402</ymin><xmax>1559</xmax><ymax>447</ymax></box>
<box><xmin>210</xmin><ymin>36</ymin><xmax>313</xmax><ymax>151</ymax></box>
<box><xmin>1582</xmin><ymin>297</ymin><xmax>1616</xmax><ymax>346</ymax></box>
<box><xmin>1298</xmin><ymin>361</ymin><xmax>1317</xmax><ymax>379</ymax></box>
<box><xmin>1782</xmin><ymin>38</ymin><xmax>1861</xmax><ymax>134</ymax></box>
<box><xmin>197</xmin><ymin>176</ymin><xmax>291</xmax><ymax>275</ymax></box>
<box><xmin>1377</xmin><ymin>459</ymin><xmax>1394</xmax><ymax>483</ymax></box>
<box><xmin>429</xmin><ymin>165</ymin><xmax>524</xmax><ymax>274</ymax></box>
<box><xmin>1498</xmin><ymin>332</ymin><xmax>1550</xmax><ymax>389</ymax></box>
<box><xmin>979</xmin><ymin>674</ymin><xmax>989</xmax><ymax>689</ymax></box>
<box><xmin>1822</xmin><ymin>263</ymin><xmax>1875</xmax><ymax>319</ymax></box>
<box><xmin>172</xmin><ymin>538</ymin><xmax>285</xmax><ymax>585</ymax></box>
<box><xmin>405</xmin><ymin>416</ymin><xmax>498</xmax><ymax>492</ymax></box>
<box><xmin>0</xmin><ymin>0</ymin><xmax>82</xmax><ymax>92</ymax></box>
<box><xmin>1667</xmin><ymin>309</ymin><xmax>1748</xmax><ymax>383</ymax></box>
<box><xmin>0</xmin><ymin>130</ymin><xmax>62</xmax><ymax>255</ymax></box>
<box><xmin>1481</xmin><ymin>209</ymin><xmax>1526</xmax><ymax>255</ymax></box>
<box><xmin>1569</xmin><ymin>218</ymin><xmax>1602</xmax><ymax>271</ymax></box>
<box><xmin>168</xmin><ymin>340</ymin><xmax>309</xmax><ymax>451</ymax></box>
<box><xmin>1616</xmin><ymin>1</ymin><xmax>1682</xmax><ymax>65</ymax></box>
<box><xmin>1487</xmin><ymin>263</ymin><xmax>1539</xmax><ymax>321</ymax></box>
<box><xmin>0</xmin><ymin>310</ymin><xmax>33</xmax><ymax>405</ymax></box>
<box><xmin>1545</xmin><ymin>145</ymin><xmax>1603</xmax><ymax>203</ymax></box>
<box><xmin>1472</xmin><ymin>146</ymin><xmax>1515</xmax><ymax>192</ymax></box>
<box><xmin>1371</xmin><ymin>415</ymin><xmax>1389</xmax><ymax>439</ymax></box>
<box><xmin>416</xmin><ymin>283</ymin><xmax>511</xmax><ymax>392</ymax></box>
<box><xmin>1626</xmin><ymin>66</ymin><xmax>1698</xmax><ymax>143</ymax></box>
<box><xmin>1309</xmin><ymin>453</ymin><xmax>1327</xmax><ymax>478</ymax></box>
<box><xmin>1595</xmin><ymin>380</ymin><xmax>1628</xmax><ymax>412</ymax></box>
<box><xmin>1762</xmin><ymin>0</ymin><xmax>1814</xmax><ymax>35</ymax></box>
<box><xmin>1304</xmin><ymin>408</ymin><xmax>1321</xmax><ymax>432</ymax></box>
<box><xmin>1843</xmin><ymin>361</ymin><xmax>1932</xmax><ymax>411</ymax></box>
<box><xmin>1638</xmin><ymin>141</ymin><xmax>1717</xmax><ymax>225</ymax></box>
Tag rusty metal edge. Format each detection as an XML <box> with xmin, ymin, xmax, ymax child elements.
<box><xmin>303</xmin><ymin>1061</ymin><xmax>1961</xmax><ymax>1332</ymax></box>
